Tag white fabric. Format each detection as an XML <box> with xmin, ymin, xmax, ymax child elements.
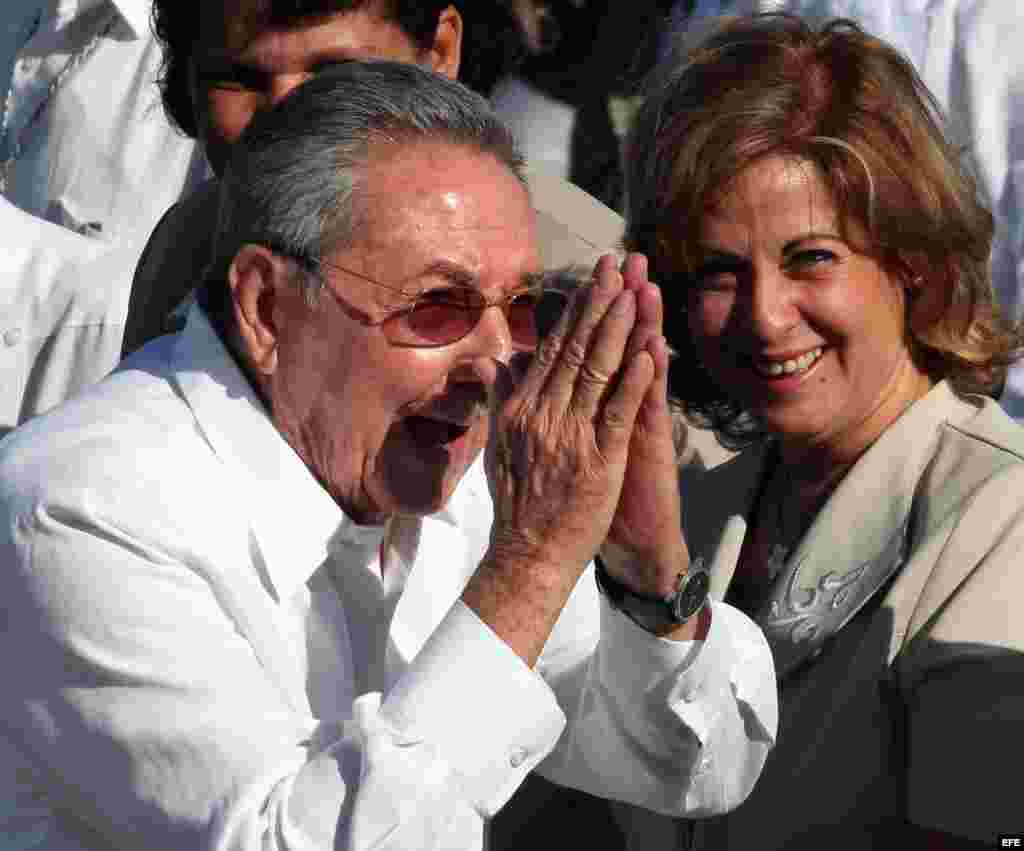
<box><xmin>0</xmin><ymin>0</ymin><xmax>208</xmax><ymax>243</ymax></box>
<box><xmin>0</xmin><ymin>305</ymin><xmax>776</xmax><ymax>850</ymax></box>
<box><xmin>0</xmin><ymin>195</ymin><xmax>135</xmax><ymax>437</ymax></box>
<box><xmin>491</xmin><ymin>76</ymin><xmax>576</xmax><ymax>181</ymax></box>
<box><xmin>676</xmin><ymin>0</ymin><xmax>1024</xmax><ymax>418</ymax></box>
<box><xmin>687</xmin><ymin>0</ymin><xmax>930</xmax><ymax>63</ymax></box>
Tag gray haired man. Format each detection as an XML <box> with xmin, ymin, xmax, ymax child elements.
<box><xmin>0</xmin><ymin>63</ymin><xmax>775</xmax><ymax>850</ymax></box>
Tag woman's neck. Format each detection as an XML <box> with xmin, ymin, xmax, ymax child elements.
<box><xmin>776</xmin><ymin>361</ymin><xmax>934</xmax><ymax>492</ymax></box>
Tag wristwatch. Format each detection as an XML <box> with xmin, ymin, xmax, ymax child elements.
<box><xmin>594</xmin><ymin>554</ymin><xmax>710</xmax><ymax>633</ymax></box>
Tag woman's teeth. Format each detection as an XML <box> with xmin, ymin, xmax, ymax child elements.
<box><xmin>756</xmin><ymin>347</ymin><xmax>823</xmax><ymax>377</ymax></box>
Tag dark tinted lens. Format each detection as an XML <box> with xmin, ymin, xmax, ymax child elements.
<box><xmin>507</xmin><ymin>291</ymin><xmax>544</xmax><ymax>350</ymax></box>
<box><xmin>401</xmin><ymin>291</ymin><xmax>483</xmax><ymax>345</ymax></box>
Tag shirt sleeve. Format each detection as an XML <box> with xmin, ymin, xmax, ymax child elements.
<box><xmin>533</xmin><ymin>564</ymin><xmax>778</xmax><ymax>817</ymax></box>
<box><xmin>0</xmin><ymin>494</ymin><xmax>565</xmax><ymax>850</ymax></box>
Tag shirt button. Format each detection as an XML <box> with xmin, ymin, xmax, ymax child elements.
<box><xmin>4</xmin><ymin>328</ymin><xmax>23</xmax><ymax>347</ymax></box>
<box><xmin>509</xmin><ymin>747</ymin><xmax>528</xmax><ymax>769</ymax></box>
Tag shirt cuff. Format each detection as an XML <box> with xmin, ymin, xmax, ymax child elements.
<box><xmin>380</xmin><ymin>601</ymin><xmax>567</xmax><ymax>817</ymax></box>
<box><xmin>599</xmin><ymin>595</ymin><xmax>775</xmax><ymax>744</ymax></box>
<box><xmin>576</xmin><ymin>595</ymin><xmax>776</xmax><ymax>815</ymax></box>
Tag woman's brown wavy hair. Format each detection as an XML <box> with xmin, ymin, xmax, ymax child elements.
<box><xmin>625</xmin><ymin>13</ymin><xmax>1023</xmax><ymax>448</ymax></box>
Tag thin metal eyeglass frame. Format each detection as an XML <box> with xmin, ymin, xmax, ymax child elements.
<box><xmin>306</xmin><ymin>254</ymin><xmax>551</xmax><ymax>349</ymax></box>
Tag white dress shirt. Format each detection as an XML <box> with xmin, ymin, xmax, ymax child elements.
<box><xmin>0</xmin><ymin>195</ymin><xmax>135</xmax><ymax>437</ymax></box>
<box><xmin>0</xmin><ymin>0</ymin><xmax>208</xmax><ymax>244</ymax></box>
<box><xmin>0</xmin><ymin>305</ymin><xmax>777</xmax><ymax>850</ymax></box>
<box><xmin>678</xmin><ymin>0</ymin><xmax>1024</xmax><ymax>417</ymax></box>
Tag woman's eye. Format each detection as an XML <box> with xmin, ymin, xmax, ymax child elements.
<box><xmin>692</xmin><ymin>259</ymin><xmax>743</xmax><ymax>292</ymax></box>
<box><xmin>786</xmin><ymin>249</ymin><xmax>837</xmax><ymax>272</ymax></box>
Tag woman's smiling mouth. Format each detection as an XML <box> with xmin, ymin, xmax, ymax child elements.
<box><xmin>751</xmin><ymin>347</ymin><xmax>824</xmax><ymax>379</ymax></box>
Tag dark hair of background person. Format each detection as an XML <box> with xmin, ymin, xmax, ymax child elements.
<box><xmin>151</xmin><ymin>1</ymin><xmax>531</xmax><ymax>137</ymax></box>
<box><xmin>625</xmin><ymin>13</ymin><xmax>1024</xmax><ymax>449</ymax></box>
<box><xmin>508</xmin><ymin>0</ymin><xmax>677</xmax><ymax>211</ymax></box>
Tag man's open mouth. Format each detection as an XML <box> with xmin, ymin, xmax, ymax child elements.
<box><xmin>404</xmin><ymin>416</ymin><xmax>471</xmax><ymax>449</ymax></box>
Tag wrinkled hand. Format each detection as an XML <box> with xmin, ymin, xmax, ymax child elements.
<box><xmin>484</xmin><ymin>255</ymin><xmax>655</xmax><ymax>578</ymax></box>
<box><xmin>604</xmin><ymin>254</ymin><xmax>691</xmax><ymax>599</ymax></box>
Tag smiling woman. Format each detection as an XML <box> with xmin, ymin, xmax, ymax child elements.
<box><xmin>623</xmin><ymin>13</ymin><xmax>1024</xmax><ymax>849</ymax></box>
<box><xmin>683</xmin><ymin>154</ymin><xmax>931</xmax><ymax>455</ymax></box>
<box><xmin>628</xmin><ymin>15</ymin><xmax>1018</xmax><ymax>452</ymax></box>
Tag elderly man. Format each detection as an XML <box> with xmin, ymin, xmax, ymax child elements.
<box><xmin>121</xmin><ymin>0</ymin><xmax>623</xmax><ymax>356</ymax></box>
<box><xmin>0</xmin><ymin>64</ymin><xmax>775</xmax><ymax>849</ymax></box>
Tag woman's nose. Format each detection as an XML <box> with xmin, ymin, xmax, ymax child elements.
<box><xmin>741</xmin><ymin>266</ymin><xmax>799</xmax><ymax>339</ymax></box>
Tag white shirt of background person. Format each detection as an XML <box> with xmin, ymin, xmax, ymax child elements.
<box><xmin>0</xmin><ymin>0</ymin><xmax>208</xmax><ymax>245</ymax></box>
<box><xmin>0</xmin><ymin>195</ymin><xmax>132</xmax><ymax>437</ymax></box>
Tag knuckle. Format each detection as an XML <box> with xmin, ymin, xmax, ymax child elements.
<box><xmin>578</xmin><ymin>362</ymin><xmax>612</xmax><ymax>387</ymax></box>
<box><xmin>560</xmin><ymin>337</ymin><xmax>588</xmax><ymax>370</ymax></box>
<box><xmin>602</xmin><ymin>401</ymin><xmax>631</xmax><ymax>430</ymax></box>
<box><xmin>535</xmin><ymin>336</ymin><xmax>562</xmax><ymax>367</ymax></box>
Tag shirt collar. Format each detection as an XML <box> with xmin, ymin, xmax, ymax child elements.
<box><xmin>170</xmin><ymin>304</ymin><xmax>387</xmax><ymax>600</ymax></box>
<box><xmin>106</xmin><ymin>0</ymin><xmax>148</xmax><ymax>39</ymax></box>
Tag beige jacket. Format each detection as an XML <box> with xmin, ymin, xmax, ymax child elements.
<box><xmin>676</xmin><ymin>381</ymin><xmax>1024</xmax><ymax>847</ymax></box>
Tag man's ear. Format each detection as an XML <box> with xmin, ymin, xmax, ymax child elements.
<box><xmin>228</xmin><ymin>244</ymin><xmax>289</xmax><ymax>376</ymax></box>
<box><xmin>424</xmin><ymin>5</ymin><xmax>462</xmax><ymax>80</ymax></box>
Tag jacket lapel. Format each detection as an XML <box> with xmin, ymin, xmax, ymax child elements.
<box><xmin>691</xmin><ymin>383</ymin><xmax>968</xmax><ymax>679</ymax></box>
<box><xmin>752</xmin><ymin>385</ymin><xmax>961</xmax><ymax>678</ymax></box>
<box><xmin>679</xmin><ymin>441</ymin><xmax>768</xmax><ymax>600</ymax></box>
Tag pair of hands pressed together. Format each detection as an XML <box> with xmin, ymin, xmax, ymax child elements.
<box><xmin>464</xmin><ymin>253</ymin><xmax>700</xmax><ymax>666</ymax></box>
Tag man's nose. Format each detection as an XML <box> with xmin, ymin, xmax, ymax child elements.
<box><xmin>268</xmin><ymin>73</ymin><xmax>312</xmax><ymax>106</ymax></box>
<box><xmin>454</xmin><ymin>305</ymin><xmax>516</xmax><ymax>388</ymax></box>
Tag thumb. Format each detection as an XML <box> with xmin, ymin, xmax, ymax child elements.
<box><xmin>485</xmin><ymin>355</ymin><xmax>526</xmax><ymax>498</ymax></box>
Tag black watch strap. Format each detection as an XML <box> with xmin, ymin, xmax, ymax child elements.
<box><xmin>594</xmin><ymin>554</ymin><xmax>710</xmax><ymax>633</ymax></box>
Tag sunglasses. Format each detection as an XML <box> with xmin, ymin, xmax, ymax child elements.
<box><xmin>308</xmin><ymin>255</ymin><xmax>567</xmax><ymax>351</ymax></box>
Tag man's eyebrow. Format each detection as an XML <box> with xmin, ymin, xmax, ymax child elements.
<box><xmin>194</xmin><ymin>45</ymin><xmax>366</xmax><ymax>72</ymax></box>
<box><xmin>418</xmin><ymin>260</ymin><xmax>479</xmax><ymax>290</ymax></box>
<box><xmin>407</xmin><ymin>261</ymin><xmax>547</xmax><ymax>295</ymax></box>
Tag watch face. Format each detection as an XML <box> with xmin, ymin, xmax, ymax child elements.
<box><xmin>672</xmin><ymin>570</ymin><xmax>710</xmax><ymax>622</ymax></box>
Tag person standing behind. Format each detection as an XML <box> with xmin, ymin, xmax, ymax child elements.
<box><xmin>120</xmin><ymin>0</ymin><xmax>625</xmax><ymax>356</ymax></box>
<box><xmin>0</xmin><ymin>0</ymin><xmax>208</xmax><ymax>245</ymax></box>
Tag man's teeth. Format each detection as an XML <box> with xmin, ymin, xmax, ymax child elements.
<box><xmin>758</xmin><ymin>347</ymin><xmax>823</xmax><ymax>377</ymax></box>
